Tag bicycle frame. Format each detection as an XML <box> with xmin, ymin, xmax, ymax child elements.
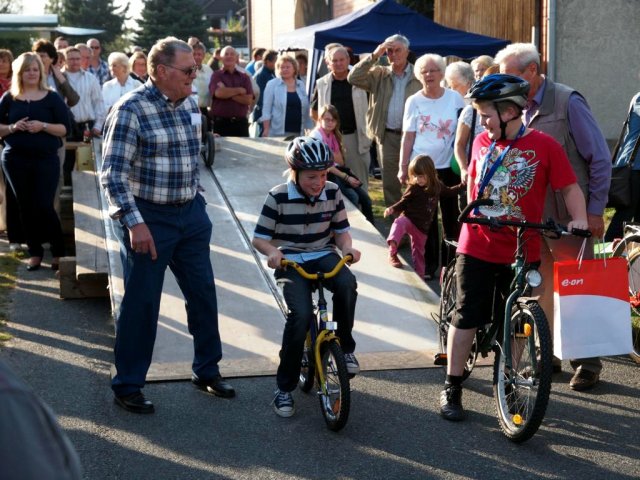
<box><xmin>470</xmin><ymin>226</ymin><xmax>536</xmax><ymax>368</ymax></box>
<box><xmin>459</xmin><ymin>199</ymin><xmax>590</xmax><ymax>368</ymax></box>
<box><xmin>281</xmin><ymin>255</ymin><xmax>352</xmax><ymax>390</ymax></box>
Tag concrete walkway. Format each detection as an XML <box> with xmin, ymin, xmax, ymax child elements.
<box><xmin>99</xmin><ymin>137</ymin><xmax>441</xmax><ymax>381</ymax></box>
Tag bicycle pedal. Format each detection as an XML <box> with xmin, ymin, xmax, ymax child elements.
<box><xmin>434</xmin><ymin>353</ymin><xmax>448</xmax><ymax>366</ymax></box>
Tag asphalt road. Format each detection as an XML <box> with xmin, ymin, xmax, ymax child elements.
<box><xmin>1</xmin><ymin>255</ymin><xmax>639</xmax><ymax>480</ymax></box>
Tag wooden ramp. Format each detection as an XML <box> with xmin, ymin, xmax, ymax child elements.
<box><xmin>95</xmin><ymin>137</ymin><xmax>442</xmax><ymax>382</ymax></box>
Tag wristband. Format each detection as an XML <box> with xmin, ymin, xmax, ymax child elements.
<box><xmin>42</xmin><ymin>122</ymin><xmax>48</xmax><ymax>131</ymax></box>
<box><xmin>9</xmin><ymin>124</ymin><xmax>14</xmax><ymax>133</ymax></box>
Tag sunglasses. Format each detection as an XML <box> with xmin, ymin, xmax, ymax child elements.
<box><xmin>90</xmin><ymin>46</ymin><xmax>100</xmax><ymax>50</ymax></box>
<box><xmin>163</xmin><ymin>64</ymin><xmax>198</xmax><ymax>76</ymax></box>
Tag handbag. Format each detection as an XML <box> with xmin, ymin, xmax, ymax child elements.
<box><xmin>553</xmin><ymin>248</ymin><xmax>633</xmax><ymax>359</ymax></box>
<box><xmin>607</xmin><ymin>98</ymin><xmax>640</xmax><ymax>208</ymax></box>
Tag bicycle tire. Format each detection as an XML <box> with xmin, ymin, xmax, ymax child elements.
<box><xmin>318</xmin><ymin>340</ymin><xmax>350</xmax><ymax>431</ymax></box>
<box><xmin>298</xmin><ymin>334</ymin><xmax>315</xmax><ymax>392</ymax></box>
<box><xmin>625</xmin><ymin>248</ymin><xmax>640</xmax><ymax>361</ymax></box>
<box><xmin>493</xmin><ymin>300</ymin><xmax>552</xmax><ymax>443</ymax></box>
<box><xmin>437</xmin><ymin>262</ymin><xmax>476</xmax><ymax>380</ymax></box>
<box><xmin>201</xmin><ymin>131</ymin><xmax>216</xmax><ymax>167</ymax></box>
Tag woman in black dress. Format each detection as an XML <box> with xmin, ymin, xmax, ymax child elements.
<box><xmin>0</xmin><ymin>53</ymin><xmax>70</xmax><ymax>271</ymax></box>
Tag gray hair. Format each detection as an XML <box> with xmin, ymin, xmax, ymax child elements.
<box><xmin>108</xmin><ymin>52</ymin><xmax>129</xmax><ymax>72</ymax></box>
<box><xmin>494</xmin><ymin>43</ymin><xmax>540</xmax><ymax>72</ymax></box>
<box><xmin>385</xmin><ymin>34</ymin><xmax>409</xmax><ymax>49</ymax></box>
<box><xmin>324</xmin><ymin>43</ymin><xmax>343</xmax><ymax>56</ymax></box>
<box><xmin>414</xmin><ymin>53</ymin><xmax>446</xmax><ymax>81</ymax></box>
<box><xmin>148</xmin><ymin>36</ymin><xmax>193</xmax><ymax>79</ymax></box>
<box><xmin>329</xmin><ymin>46</ymin><xmax>349</xmax><ymax>62</ymax></box>
<box><xmin>445</xmin><ymin>61</ymin><xmax>474</xmax><ymax>88</ymax></box>
<box><xmin>192</xmin><ymin>42</ymin><xmax>206</xmax><ymax>52</ymax></box>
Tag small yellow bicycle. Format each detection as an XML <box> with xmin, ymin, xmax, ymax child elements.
<box><xmin>281</xmin><ymin>255</ymin><xmax>352</xmax><ymax>431</ymax></box>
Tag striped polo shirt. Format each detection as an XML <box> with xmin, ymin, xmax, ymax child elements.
<box><xmin>253</xmin><ymin>180</ymin><xmax>350</xmax><ymax>262</ymax></box>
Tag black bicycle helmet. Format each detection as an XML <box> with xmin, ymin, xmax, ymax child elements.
<box><xmin>466</xmin><ymin>73</ymin><xmax>530</xmax><ymax>108</ymax></box>
<box><xmin>285</xmin><ymin>136</ymin><xmax>333</xmax><ymax>171</ymax></box>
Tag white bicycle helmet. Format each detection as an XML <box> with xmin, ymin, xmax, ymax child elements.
<box><xmin>285</xmin><ymin>136</ymin><xmax>333</xmax><ymax>171</ymax></box>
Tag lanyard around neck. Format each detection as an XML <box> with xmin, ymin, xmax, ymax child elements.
<box><xmin>476</xmin><ymin>123</ymin><xmax>526</xmax><ymax>202</ymax></box>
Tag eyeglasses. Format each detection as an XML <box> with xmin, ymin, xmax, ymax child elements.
<box><xmin>163</xmin><ymin>64</ymin><xmax>198</xmax><ymax>76</ymax></box>
<box><xmin>421</xmin><ymin>69</ymin><xmax>441</xmax><ymax>75</ymax></box>
<box><xmin>90</xmin><ymin>46</ymin><xmax>100</xmax><ymax>50</ymax></box>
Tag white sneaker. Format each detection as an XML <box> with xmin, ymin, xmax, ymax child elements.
<box><xmin>344</xmin><ymin>353</ymin><xmax>360</xmax><ymax>375</ymax></box>
<box><xmin>271</xmin><ymin>389</ymin><xmax>295</xmax><ymax>417</ymax></box>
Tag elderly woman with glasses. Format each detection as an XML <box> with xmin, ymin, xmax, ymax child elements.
<box><xmin>399</xmin><ymin>53</ymin><xmax>465</xmax><ymax>279</ymax></box>
<box><xmin>102</xmin><ymin>52</ymin><xmax>142</xmax><ymax>112</ymax></box>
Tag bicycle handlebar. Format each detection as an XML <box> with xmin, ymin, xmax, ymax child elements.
<box><xmin>281</xmin><ymin>254</ymin><xmax>354</xmax><ymax>280</ymax></box>
<box><xmin>458</xmin><ymin>198</ymin><xmax>592</xmax><ymax>238</ymax></box>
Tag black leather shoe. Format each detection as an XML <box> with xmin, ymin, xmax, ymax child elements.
<box><xmin>114</xmin><ymin>392</ymin><xmax>155</xmax><ymax>414</ymax></box>
<box><xmin>569</xmin><ymin>368</ymin><xmax>600</xmax><ymax>391</ymax></box>
<box><xmin>192</xmin><ymin>374</ymin><xmax>235</xmax><ymax>398</ymax></box>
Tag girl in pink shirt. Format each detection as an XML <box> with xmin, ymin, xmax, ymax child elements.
<box><xmin>310</xmin><ymin>104</ymin><xmax>373</xmax><ymax>223</ymax></box>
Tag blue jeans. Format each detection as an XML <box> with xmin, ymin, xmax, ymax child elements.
<box><xmin>274</xmin><ymin>253</ymin><xmax>357</xmax><ymax>392</ymax></box>
<box><xmin>111</xmin><ymin>194</ymin><xmax>222</xmax><ymax>396</ymax></box>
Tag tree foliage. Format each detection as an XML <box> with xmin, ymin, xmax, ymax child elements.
<box><xmin>135</xmin><ymin>0</ymin><xmax>209</xmax><ymax>52</ymax></box>
<box><xmin>0</xmin><ymin>1</ymin><xmax>30</xmax><ymax>56</ymax></box>
<box><xmin>398</xmin><ymin>0</ymin><xmax>434</xmax><ymax>19</ymax></box>
<box><xmin>0</xmin><ymin>0</ymin><xmax>21</xmax><ymax>13</ymax></box>
<box><xmin>45</xmin><ymin>0</ymin><xmax>128</xmax><ymax>46</ymax></box>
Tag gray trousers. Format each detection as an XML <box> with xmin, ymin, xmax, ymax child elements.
<box><xmin>378</xmin><ymin>131</ymin><xmax>402</xmax><ymax>207</ymax></box>
<box><xmin>342</xmin><ymin>133</ymin><xmax>371</xmax><ymax>192</ymax></box>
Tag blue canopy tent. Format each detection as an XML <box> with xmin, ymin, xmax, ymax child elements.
<box><xmin>274</xmin><ymin>0</ymin><xmax>509</xmax><ymax>95</ymax></box>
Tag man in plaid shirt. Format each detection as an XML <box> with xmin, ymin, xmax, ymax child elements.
<box><xmin>100</xmin><ymin>36</ymin><xmax>235</xmax><ymax>414</ymax></box>
<box><xmin>87</xmin><ymin>38</ymin><xmax>112</xmax><ymax>85</ymax></box>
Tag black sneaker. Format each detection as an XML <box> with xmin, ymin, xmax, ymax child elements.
<box><xmin>344</xmin><ymin>353</ymin><xmax>360</xmax><ymax>375</ymax></box>
<box><xmin>272</xmin><ymin>388</ymin><xmax>295</xmax><ymax>417</ymax></box>
<box><xmin>439</xmin><ymin>385</ymin><xmax>465</xmax><ymax>421</ymax></box>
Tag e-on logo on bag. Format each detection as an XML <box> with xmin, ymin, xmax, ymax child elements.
<box><xmin>561</xmin><ymin>277</ymin><xmax>584</xmax><ymax>287</ymax></box>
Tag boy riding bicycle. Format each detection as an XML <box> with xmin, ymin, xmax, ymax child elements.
<box><xmin>252</xmin><ymin>136</ymin><xmax>361</xmax><ymax>418</ymax></box>
<box><xmin>441</xmin><ymin>74</ymin><xmax>589</xmax><ymax>421</ymax></box>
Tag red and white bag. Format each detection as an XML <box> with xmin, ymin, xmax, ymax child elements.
<box><xmin>553</xmin><ymin>256</ymin><xmax>633</xmax><ymax>359</ymax></box>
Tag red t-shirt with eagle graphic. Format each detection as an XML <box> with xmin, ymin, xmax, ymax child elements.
<box><xmin>458</xmin><ymin>129</ymin><xmax>577</xmax><ymax>264</ymax></box>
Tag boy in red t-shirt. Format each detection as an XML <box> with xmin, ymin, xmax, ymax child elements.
<box><xmin>440</xmin><ymin>74</ymin><xmax>589</xmax><ymax>422</ymax></box>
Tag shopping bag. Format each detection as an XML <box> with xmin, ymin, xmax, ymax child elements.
<box><xmin>553</xmin><ymin>257</ymin><xmax>633</xmax><ymax>359</ymax></box>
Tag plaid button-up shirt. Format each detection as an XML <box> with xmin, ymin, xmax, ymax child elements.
<box><xmin>88</xmin><ymin>59</ymin><xmax>112</xmax><ymax>85</ymax></box>
<box><xmin>100</xmin><ymin>80</ymin><xmax>201</xmax><ymax>228</ymax></box>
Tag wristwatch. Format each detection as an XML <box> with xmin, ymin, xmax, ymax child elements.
<box><xmin>8</xmin><ymin>124</ymin><xmax>14</xmax><ymax>133</ymax></box>
<box><xmin>42</xmin><ymin>122</ymin><xmax>48</xmax><ymax>131</ymax></box>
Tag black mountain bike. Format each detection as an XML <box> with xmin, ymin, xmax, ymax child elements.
<box><xmin>434</xmin><ymin>198</ymin><xmax>591</xmax><ymax>442</ymax></box>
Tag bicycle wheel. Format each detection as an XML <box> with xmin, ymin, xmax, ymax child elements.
<box><xmin>437</xmin><ymin>262</ymin><xmax>476</xmax><ymax>380</ymax></box>
<box><xmin>201</xmin><ymin>131</ymin><xmax>216</xmax><ymax>167</ymax></box>
<box><xmin>626</xmin><ymin>248</ymin><xmax>640</xmax><ymax>361</ymax></box>
<box><xmin>318</xmin><ymin>340</ymin><xmax>350</xmax><ymax>431</ymax></box>
<box><xmin>611</xmin><ymin>236</ymin><xmax>640</xmax><ymax>361</ymax></box>
<box><xmin>298</xmin><ymin>334</ymin><xmax>315</xmax><ymax>392</ymax></box>
<box><xmin>493</xmin><ymin>300</ymin><xmax>552</xmax><ymax>443</ymax></box>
